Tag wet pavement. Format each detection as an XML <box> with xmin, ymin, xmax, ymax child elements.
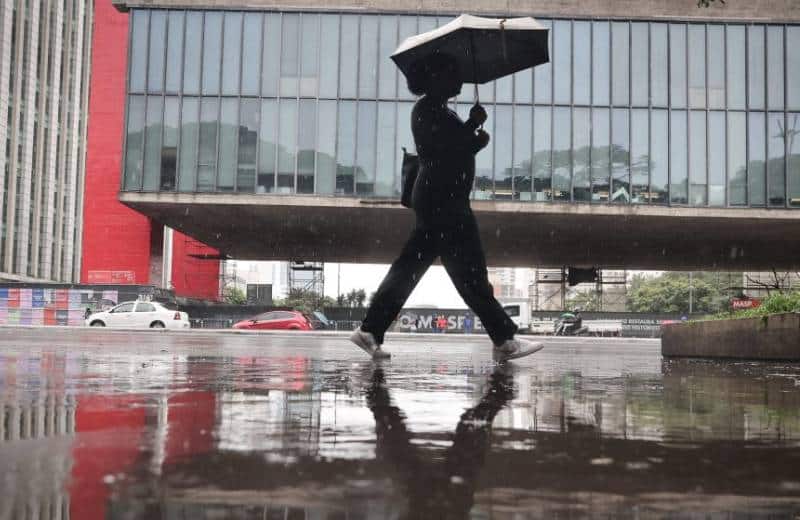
<box><xmin>1</xmin><ymin>328</ymin><xmax>800</xmax><ymax>519</ymax></box>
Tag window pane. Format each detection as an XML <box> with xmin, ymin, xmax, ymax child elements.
<box><xmin>300</xmin><ymin>14</ymin><xmax>319</xmax><ymax>97</ymax></box>
<box><xmin>630</xmin><ymin>23</ymin><xmax>647</xmax><ymax>107</ymax></box>
<box><xmin>316</xmin><ymin>100</ymin><xmax>337</xmax><ymax>195</ymax></box>
<box><xmin>709</xmin><ymin>111</ymin><xmax>726</xmax><ymax>205</ymax></box>
<box><xmin>533</xmin><ymin>107</ymin><xmax>552</xmax><ymax>201</ymax></box>
<box><xmin>593</xmin><ymin>22</ymin><xmax>612</xmax><ymax>106</ymax></box>
<box><xmin>336</xmin><ymin>100</ymin><xmax>356</xmax><ymax>194</ymax></box>
<box><xmin>165</xmin><ymin>12</ymin><xmax>184</xmax><ymax>93</ymax></box>
<box><xmin>222</xmin><ymin>13</ymin><xmax>242</xmax><ymax>96</ymax></box>
<box><xmin>474</xmin><ymin>104</ymin><xmax>494</xmax><ymax>198</ymax></box>
<box><xmin>340</xmin><ymin>16</ymin><xmax>358</xmax><ymax>98</ymax></box>
<box><xmin>748</xmin><ymin>26</ymin><xmax>765</xmax><ymax>110</ymax></box>
<box><xmin>513</xmin><ymin>105</ymin><xmax>532</xmax><ymax>200</ymax></box>
<box><xmin>611</xmin><ymin>108</ymin><xmax>630</xmax><ymax>203</ymax></box>
<box><xmin>237</xmin><ymin>99</ymin><xmax>259</xmax><ymax>193</ymax></box>
<box><xmin>161</xmin><ymin>97</ymin><xmax>179</xmax><ymax>191</ymax></box>
<box><xmin>183</xmin><ymin>12</ymin><xmax>202</xmax><ymax>95</ymax></box>
<box><xmin>788</xmin><ymin>28</ymin><xmax>800</xmax><ymax>109</ymax></box>
<box><xmin>319</xmin><ymin>15</ymin><xmax>340</xmax><ymax>99</ymax></box>
<box><xmin>651</xmin><ymin>24</ymin><xmax>668</xmax><ymax>107</ymax></box>
<box><xmin>789</xmin><ymin>113</ymin><xmax>800</xmax><ymax>207</ymax></box>
<box><xmin>378</xmin><ymin>16</ymin><xmax>398</xmax><ymax>99</ymax></box>
<box><xmin>553</xmin><ymin>21</ymin><xmax>571</xmax><ymax>105</ymax></box>
<box><xmin>262</xmin><ymin>14</ymin><xmax>281</xmax><ymax>97</ymax></box>
<box><xmin>280</xmin><ymin>14</ymin><xmax>299</xmax><ymax>97</ymax></box>
<box><xmin>767</xmin><ymin>27</ymin><xmax>784</xmax><ymax>110</ymax></box>
<box><xmin>257</xmin><ymin>100</ymin><xmax>277</xmax><ymax>193</ymax></box>
<box><xmin>495</xmin><ymin>105</ymin><xmax>513</xmax><ymax>199</ymax></box>
<box><xmin>143</xmin><ymin>96</ymin><xmax>163</xmax><ymax>191</ymax></box>
<box><xmin>198</xmin><ymin>98</ymin><xmax>218</xmax><ymax>192</ymax></box>
<box><xmin>241</xmin><ymin>13</ymin><xmax>262</xmax><ymax>96</ymax></box>
<box><xmin>178</xmin><ymin>98</ymin><xmax>198</xmax><ymax>192</ymax></box>
<box><xmin>670</xmin><ymin>110</ymin><xmax>688</xmax><ymax>204</ymax></box>
<box><xmin>356</xmin><ymin>101</ymin><xmax>377</xmax><ymax>195</ymax></box>
<box><xmin>358</xmin><ymin>16</ymin><xmax>379</xmax><ymax>99</ymax></box>
<box><xmin>375</xmin><ymin>102</ymin><xmax>396</xmax><ymax>196</ymax></box>
<box><xmin>148</xmin><ymin>11</ymin><xmax>166</xmax><ymax>93</ymax></box>
<box><xmin>397</xmin><ymin>16</ymin><xmax>418</xmax><ymax>101</ymax></box>
<box><xmin>130</xmin><ymin>11</ymin><xmax>148</xmax><ymax>93</ymax></box>
<box><xmin>202</xmin><ymin>13</ymin><xmax>222</xmax><ymax>95</ymax></box>
<box><xmin>689</xmin><ymin>111</ymin><xmax>707</xmax><ymax>205</ymax></box>
<box><xmin>749</xmin><ymin>112</ymin><xmax>766</xmax><ymax>206</ymax></box>
<box><xmin>728</xmin><ymin>111</ymin><xmax>747</xmax><ymax>205</ymax></box>
<box><xmin>277</xmin><ymin>99</ymin><xmax>297</xmax><ymax>192</ymax></box>
<box><xmin>669</xmin><ymin>24</ymin><xmax>686</xmax><ymax>108</ymax></box>
<box><xmin>552</xmin><ymin>107</ymin><xmax>571</xmax><ymax>201</ymax></box>
<box><xmin>631</xmin><ymin>109</ymin><xmax>649</xmax><ymax>203</ymax></box>
<box><xmin>217</xmin><ymin>99</ymin><xmax>238</xmax><ymax>192</ymax></box>
<box><xmin>514</xmin><ymin>68</ymin><xmax>532</xmax><ymax>105</ymax></box>
<box><xmin>650</xmin><ymin>110</ymin><xmax>668</xmax><ymax>203</ymax></box>
<box><xmin>768</xmin><ymin>112</ymin><xmax>785</xmax><ymax>205</ymax></box>
<box><xmin>496</xmin><ymin>74</ymin><xmax>513</xmax><ymax>104</ymax></box>
<box><xmin>708</xmin><ymin>26</ymin><xmax>725</xmax><ymax>109</ymax></box>
<box><xmin>688</xmin><ymin>25</ymin><xmax>706</xmax><ymax>108</ymax></box>
<box><xmin>727</xmin><ymin>26</ymin><xmax>746</xmax><ymax>109</ymax></box>
<box><xmin>534</xmin><ymin>19</ymin><xmax>552</xmax><ymax>104</ymax></box>
<box><xmin>298</xmin><ymin>100</ymin><xmax>316</xmax><ymax>194</ymax></box>
<box><xmin>612</xmin><ymin>22</ymin><xmax>629</xmax><ymax>106</ymax></box>
<box><xmin>124</xmin><ymin>95</ymin><xmax>146</xmax><ymax>189</ymax></box>
<box><xmin>591</xmin><ymin>108</ymin><xmax>610</xmax><ymax>202</ymax></box>
<box><xmin>573</xmin><ymin>22</ymin><xmax>590</xmax><ymax>105</ymax></box>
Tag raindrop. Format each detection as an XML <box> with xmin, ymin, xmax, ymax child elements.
<box><xmin>450</xmin><ymin>475</ymin><xmax>465</xmax><ymax>484</ymax></box>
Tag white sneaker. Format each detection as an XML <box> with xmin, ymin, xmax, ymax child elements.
<box><xmin>493</xmin><ymin>338</ymin><xmax>544</xmax><ymax>362</ymax></box>
<box><xmin>350</xmin><ymin>328</ymin><xmax>391</xmax><ymax>359</ymax></box>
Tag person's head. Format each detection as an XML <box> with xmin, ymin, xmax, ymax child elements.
<box><xmin>573</xmin><ymin>307</ymin><xmax>582</xmax><ymax>315</ymax></box>
<box><xmin>406</xmin><ymin>52</ymin><xmax>462</xmax><ymax>99</ymax></box>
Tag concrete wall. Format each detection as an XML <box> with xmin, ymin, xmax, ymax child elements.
<box><xmin>662</xmin><ymin>313</ymin><xmax>800</xmax><ymax>361</ymax></box>
<box><xmin>111</xmin><ymin>0</ymin><xmax>800</xmax><ymax>23</ymax></box>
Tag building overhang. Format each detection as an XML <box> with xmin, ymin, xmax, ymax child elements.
<box><xmin>110</xmin><ymin>0</ymin><xmax>800</xmax><ymax>24</ymax></box>
<box><xmin>119</xmin><ymin>192</ymin><xmax>800</xmax><ymax>270</ymax></box>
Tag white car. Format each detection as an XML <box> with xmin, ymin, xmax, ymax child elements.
<box><xmin>86</xmin><ymin>301</ymin><xmax>190</xmax><ymax>329</ymax></box>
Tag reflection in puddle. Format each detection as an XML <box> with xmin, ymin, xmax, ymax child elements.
<box><xmin>1</xmin><ymin>346</ymin><xmax>800</xmax><ymax>518</ymax></box>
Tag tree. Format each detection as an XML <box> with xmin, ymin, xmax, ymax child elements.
<box><xmin>627</xmin><ymin>272</ymin><xmax>730</xmax><ymax>314</ymax></box>
<box><xmin>274</xmin><ymin>288</ymin><xmax>331</xmax><ymax>313</ymax></box>
<box><xmin>223</xmin><ymin>286</ymin><xmax>247</xmax><ymax>305</ymax></box>
<box><xmin>566</xmin><ymin>290</ymin><xmax>602</xmax><ymax>312</ymax></box>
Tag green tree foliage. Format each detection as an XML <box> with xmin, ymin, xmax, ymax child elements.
<box><xmin>722</xmin><ymin>291</ymin><xmax>800</xmax><ymax>319</ymax></box>
<box><xmin>627</xmin><ymin>272</ymin><xmax>732</xmax><ymax>314</ymax></box>
<box><xmin>566</xmin><ymin>290</ymin><xmax>602</xmax><ymax>312</ymax></box>
<box><xmin>274</xmin><ymin>288</ymin><xmax>334</xmax><ymax>313</ymax></box>
<box><xmin>223</xmin><ymin>286</ymin><xmax>247</xmax><ymax>305</ymax></box>
<box><xmin>336</xmin><ymin>289</ymin><xmax>368</xmax><ymax>308</ymax></box>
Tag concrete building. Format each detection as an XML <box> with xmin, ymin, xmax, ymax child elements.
<box><xmin>110</xmin><ymin>0</ymin><xmax>800</xmax><ymax>271</ymax></box>
<box><xmin>0</xmin><ymin>0</ymin><xmax>93</xmax><ymax>282</ymax></box>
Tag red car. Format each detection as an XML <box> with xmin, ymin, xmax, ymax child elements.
<box><xmin>232</xmin><ymin>310</ymin><xmax>328</xmax><ymax>331</ymax></box>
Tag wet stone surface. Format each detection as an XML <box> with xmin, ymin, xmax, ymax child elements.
<box><xmin>1</xmin><ymin>328</ymin><xmax>800</xmax><ymax>519</ymax></box>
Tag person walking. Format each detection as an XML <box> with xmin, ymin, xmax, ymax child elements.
<box><xmin>351</xmin><ymin>52</ymin><xmax>543</xmax><ymax>362</ymax></box>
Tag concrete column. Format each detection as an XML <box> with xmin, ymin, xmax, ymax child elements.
<box><xmin>73</xmin><ymin>5</ymin><xmax>93</xmax><ymax>282</ymax></box>
<box><xmin>0</xmin><ymin>2</ymin><xmax>13</xmax><ymax>230</ymax></box>
<box><xmin>62</xmin><ymin>0</ymin><xmax>87</xmax><ymax>282</ymax></box>
<box><xmin>13</xmin><ymin>0</ymin><xmax>42</xmax><ymax>276</ymax></box>
<box><xmin>40</xmin><ymin>0</ymin><xmax>64</xmax><ymax>281</ymax></box>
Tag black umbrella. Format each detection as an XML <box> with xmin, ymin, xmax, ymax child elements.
<box><xmin>391</xmin><ymin>14</ymin><xmax>549</xmax><ymax>93</ymax></box>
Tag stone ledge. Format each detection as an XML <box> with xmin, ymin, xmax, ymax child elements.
<box><xmin>661</xmin><ymin>313</ymin><xmax>800</xmax><ymax>361</ymax></box>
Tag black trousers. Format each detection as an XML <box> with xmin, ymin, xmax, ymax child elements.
<box><xmin>361</xmin><ymin>210</ymin><xmax>517</xmax><ymax>346</ymax></box>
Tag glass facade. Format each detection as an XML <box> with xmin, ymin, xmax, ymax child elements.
<box><xmin>123</xmin><ymin>10</ymin><xmax>800</xmax><ymax>209</ymax></box>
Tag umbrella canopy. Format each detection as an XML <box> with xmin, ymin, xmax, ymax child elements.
<box><xmin>391</xmin><ymin>14</ymin><xmax>549</xmax><ymax>85</ymax></box>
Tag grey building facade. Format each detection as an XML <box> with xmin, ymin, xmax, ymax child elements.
<box><xmin>0</xmin><ymin>0</ymin><xmax>94</xmax><ymax>283</ymax></box>
<box><xmin>114</xmin><ymin>0</ymin><xmax>800</xmax><ymax>270</ymax></box>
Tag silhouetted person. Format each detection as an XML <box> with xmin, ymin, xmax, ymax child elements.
<box><xmin>365</xmin><ymin>363</ymin><xmax>515</xmax><ymax>519</ymax></box>
<box><xmin>351</xmin><ymin>53</ymin><xmax>543</xmax><ymax>361</ymax></box>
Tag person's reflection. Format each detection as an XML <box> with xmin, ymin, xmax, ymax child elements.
<box><xmin>365</xmin><ymin>364</ymin><xmax>515</xmax><ymax>519</ymax></box>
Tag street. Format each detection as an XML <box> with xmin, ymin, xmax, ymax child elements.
<box><xmin>1</xmin><ymin>327</ymin><xmax>799</xmax><ymax>519</ymax></box>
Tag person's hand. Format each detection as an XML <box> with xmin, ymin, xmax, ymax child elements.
<box><xmin>475</xmin><ymin>129</ymin><xmax>490</xmax><ymax>149</ymax></box>
<box><xmin>469</xmin><ymin>103</ymin><xmax>487</xmax><ymax>126</ymax></box>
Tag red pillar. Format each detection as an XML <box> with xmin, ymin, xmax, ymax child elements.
<box><xmin>82</xmin><ymin>1</ymin><xmax>220</xmax><ymax>300</ymax></box>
